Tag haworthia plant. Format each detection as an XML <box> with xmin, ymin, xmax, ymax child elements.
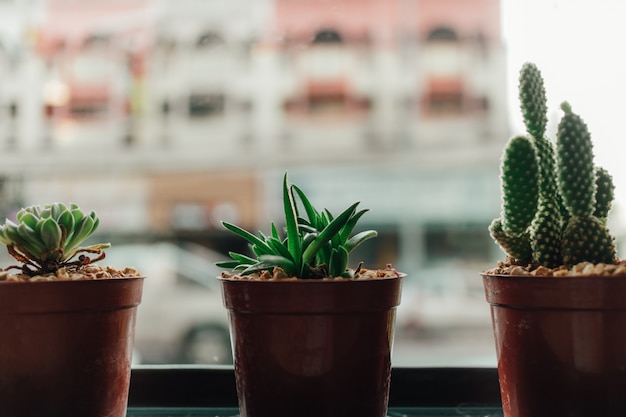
<box><xmin>490</xmin><ymin>63</ymin><xmax>617</xmax><ymax>268</ymax></box>
<box><xmin>0</xmin><ymin>203</ymin><xmax>110</xmax><ymax>276</ymax></box>
<box><xmin>216</xmin><ymin>173</ymin><xmax>378</xmax><ymax>278</ymax></box>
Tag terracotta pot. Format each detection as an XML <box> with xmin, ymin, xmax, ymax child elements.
<box><xmin>0</xmin><ymin>276</ymin><xmax>144</xmax><ymax>417</ymax></box>
<box><xmin>219</xmin><ymin>274</ymin><xmax>404</xmax><ymax>417</ymax></box>
<box><xmin>483</xmin><ymin>274</ymin><xmax>626</xmax><ymax>417</ymax></box>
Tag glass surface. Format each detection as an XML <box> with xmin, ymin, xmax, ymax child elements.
<box><xmin>127</xmin><ymin>408</ymin><xmax>504</xmax><ymax>417</ymax></box>
<box><xmin>1</xmin><ymin>0</ymin><xmax>624</xmax><ymax>369</ymax></box>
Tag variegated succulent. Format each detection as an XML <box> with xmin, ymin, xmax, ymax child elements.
<box><xmin>0</xmin><ymin>203</ymin><xmax>110</xmax><ymax>276</ymax></box>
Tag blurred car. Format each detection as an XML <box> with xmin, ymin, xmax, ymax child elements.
<box><xmin>104</xmin><ymin>242</ymin><xmax>232</xmax><ymax>365</ymax></box>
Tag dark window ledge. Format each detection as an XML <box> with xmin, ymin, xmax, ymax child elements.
<box><xmin>129</xmin><ymin>365</ymin><xmax>501</xmax><ymax>408</ymax></box>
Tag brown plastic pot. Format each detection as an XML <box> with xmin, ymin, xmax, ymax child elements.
<box><xmin>219</xmin><ymin>274</ymin><xmax>404</xmax><ymax>417</ymax></box>
<box><xmin>483</xmin><ymin>274</ymin><xmax>626</xmax><ymax>417</ymax></box>
<box><xmin>0</xmin><ymin>276</ymin><xmax>144</xmax><ymax>417</ymax></box>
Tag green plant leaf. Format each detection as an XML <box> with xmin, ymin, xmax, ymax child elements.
<box><xmin>39</xmin><ymin>207</ymin><xmax>52</xmax><ymax>219</ymax></box>
<box><xmin>56</xmin><ymin>208</ymin><xmax>75</xmax><ymax>244</ymax></box>
<box><xmin>258</xmin><ymin>254</ymin><xmax>297</xmax><ymax>276</ymax></box>
<box><xmin>5</xmin><ymin>222</ymin><xmax>42</xmax><ymax>260</ymax></box>
<box><xmin>302</xmin><ymin>202</ymin><xmax>358</xmax><ymax>265</ymax></box>
<box><xmin>64</xmin><ymin>215</ymin><xmax>95</xmax><ymax>252</ymax></box>
<box><xmin>329</xmin><ymin>246</ymin><xmax>348</xmax><ymax>277</ymax></box>
<box><xmin>266</xmin><ymin>236</ymin><xmax>294</xmax><ymax>262</ymax></box>
<box><xmin>221</xmin><ymin>221</ymin><xmax>273</xmax><ymax>254</ymax></box>
<box><xmin>37</xmin><ymin>217</ymin><xmax>62</xmax><ymax>250</ymax></box>
<box><xmin>227</xmin><ymin>251</ymin><xmax>258</xmax><ymax>264</ymax></box>
<box><xmin>297</xmin><ymin>222</ymin><xmax>317</xmax><ymax>234</ymax></box>
<box><xmin>319</xmin><ymin>241</ymin><xmax>332</xmax><ymax>266</ymax></box>
<box><xmin>17</xmin><ymin>205</ymin><xmax>40</xmax><ymax>221</ymax></box>
<box><xmin>283</xmin><ymin>173</ymin><xmax>302</xmax><ymax>270</ymax></box>
<box><xmin>216</xmin><ymin>173</ymin><xmax>378</xmax><ymax>279</ymax></box>
<box><xmin>17</xmin><ymin>223</ymin><xmax>45</xmax><ymax>251</ymax></box>
<box><xmin>0</xmin><ymin>227</ymin><xmax>11</xmax><ymax>246</ymax></box>
<box><xmin>16</xmin><ymin>211</ymin><xmax>38</xmax><ymax>229</ymax></box>
<box><xmin>90</xmin><ymin>211</ymin><xmax>100</xmax><ymax>233</ymax></box>
<box><xmin>301</xmin><ymin>232</ymin><xmax>317</xmax><ymax>251</ymax></box>
<box><xmin>271</xmin><ymin>222</ymin><xmax>280</xmax><ymax>240</ymax></box>
<box><xmin>50</xmin><ymin>203</ymin><xmax>63</xmax><ymax>221</ymax></box>
<box><xmin>340</xmin><ymin>209</ymin><xmax>369</xmax><ymax>242</ymax></box>
<box><xmin>344</xmin><ymin>230</ymin><xmax>378</xmax><ymax>253</ymax></box>
<box><xmin>293</xmin><ymin>184</ymin><xmax>322</xmax><ymax>226</ymax></box>
<box><xmin>78</xmin><ymin>243</ymin><xmax>110</xmax><ymax>252</ymax></box>
<box><xmin>71</xmin><ymin>207</ymin><xmax>85</xmax><ymax>224</ymax></box>
<box><xmin>215</xmin><ymin>260</ymin><xmax>241</xmax><ymax>269</ymax></box>
<box><xmin>239</xmin><ymin>262</ymin><xmax>268</xmax><ymax>275</ymax></box>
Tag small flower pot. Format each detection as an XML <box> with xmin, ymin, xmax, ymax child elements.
<box><xmin>0</xmin><ymin>277</ymin><xmax>144</xmax><ymax>417</ymax></box>
<box><xmin>219</xmin><ymin>274</ymin><xmax>404</xmax><ymax>417</ymax></box>
<box><xmin>483</xmin><ymin>274</ymin><xmax>626</xmax><ymax>417</ymax></box>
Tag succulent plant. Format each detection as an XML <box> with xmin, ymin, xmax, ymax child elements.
<box><xmin>0</xmin><ymin>203</ymin><xmax>110</xmax><ymax>277</ymax></box>
<box><xmin>490</xmin><ymin>63</ymin><xmax>617</xmax><ymax>268</ymax></box>
<box><xmin>216</xmin><ymin>173</ymin><xmax>378</xmax><ymax>279</ymax></box>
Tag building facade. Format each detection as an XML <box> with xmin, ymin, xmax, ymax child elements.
<box><xmin>0</xmin><ymin>0</ymin><xmax>508</xmax><ymax>276</ymax></box>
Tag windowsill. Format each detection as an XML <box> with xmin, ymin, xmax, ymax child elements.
<box><xmin>128</xmin><ymin>365</ymin><xmax>501</xmax><ymax>408</ymax></box>
<box><xmin>126</xmin><ymin>406</ymin><xmax>504</xmax><ymax>416</ymax></box>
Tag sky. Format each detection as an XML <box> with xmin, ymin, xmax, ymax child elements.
<box><xmin>501</xmin><ymin>0</ymin><xmax>626</xmax><ymax>221</ymax></box>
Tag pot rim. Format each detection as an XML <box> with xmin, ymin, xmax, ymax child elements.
<box><xmin>0</xmin><ymin>276</ymin><xmax>145</xmax><ymax>314</ymax></box>
<box><xmin>482</xmin><ymin>273</ymin><xmax>626</xmax><ymax>310</ymax></box>
<box><xmin>481</xmin><ymin>273</ymin><xmax>626</xmax><ymax>280</ymax></box>
<box><xmin>217</xmin><ymin>272</ymin><xmax>406</xmax><ymax>283</ymax></box>
<box><xmin>0</xmin><ymin>275</ymin><xmax>146</xmax><ymax>285</ymax></box>
<box><xmin>219</xmin><ymin>273</ymin><xmax>404</xmax><ymax>313</ymax></box>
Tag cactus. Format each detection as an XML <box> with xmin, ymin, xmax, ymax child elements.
<box><xmin>490</xmin><ymin>63</ymin><xmax>617</xmax><ymax>268</ymax></box>
<box><xmin>557</xmin><ymin>102</ymin><xmax>616</xmax><ymax>265</ymax></box>
<box><xmin>518</xmin><ymin>62</ymin><xmax>548</xmax><ymax>141</ymax></box>
<box><xmin>499</xmin><ymin>135</ymin><xmax>539</xmax><ymax>235</ymax></box>
<box><xmin>594</xmin><ymin>167</ymin><xmax>615</xmax><ymax>221</ymax></box>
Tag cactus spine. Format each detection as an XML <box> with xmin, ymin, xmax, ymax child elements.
<box><xmin>490</xmin><ymin>63</ymin><xmax>617</xmax><ymax>268</ymax></box>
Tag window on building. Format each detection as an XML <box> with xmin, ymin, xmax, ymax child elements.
<box><xmin>188</xmin><ymin>93</ymin><xmax>225</xmax><ymax>117</ymax></box>
<box><xmin>426</xmin><ymin>26</ymin><xmax>459</xmax><ymax>42</ymax></box>
<box><xmin>196</xmin><ymin>31</ymin><xmax>224</xmax><ymax>48</ymax></box>
<box><xmin>424</xmin><ymin>78</ymin><xmax>464</xmax><ymax>114</ymax></box>
<box><xmin>312</xmin><ymin>29</ymin><xmax>343</xmax><ymax>44</ymax></box>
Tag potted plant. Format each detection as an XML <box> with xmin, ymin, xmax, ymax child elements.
<box><xmin>216</xmin><ymin>173</ymin><xmax>404</xmax><ymax>417</ymax></box>
<box><xmin>0</xmin><ymin>202</ymin><xmax>144</xmax><ymax>417</ymax></box>
<box><xmin>484</xmin><ymin>62</ymin><xmax>626</xmax><ymax>417</ymax></box>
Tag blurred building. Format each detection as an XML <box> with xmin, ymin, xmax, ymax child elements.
<box><xmin>0</xmin><ymin>0</ymin><xmax>508</xmax><ymax>276</ymax></box>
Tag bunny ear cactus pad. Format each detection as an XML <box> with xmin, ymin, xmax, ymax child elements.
<box><xmin>491</xmin><ymin>62</ymin><xmax>618</xmax><ymax>271</ymax></box>
<box><xmin>489</xmin><ymin>135</ymin><xmax>538</xmax><ymax>262</ymax></box>
<box><xmin>557</xmin><ymin>102</ymin><xmax>616</xmax><ymax>265</ymax></box>
<box><xmin>518</xmin><ymin>63</ymin><xmax>565</xmax><ymax>268</ymax></box>
<box><xmin>0</xmin><ymin>203</ymin><xmax>110</xmax><ymax>277</ymax></box>
<box><xmin>519</xmin><ymin>63</ymin><xmax>558</xmax><ymax>198</ymax></box>
<box><xmin>489</xmin><ymin>218</ymin><xmax>532</xmax><ymax>262</ymax></box>
<box><xmin>519</xmin><ymin>62</ymin><xmax>548</xmax><ymax>140</ymax></box>
<box><xmin>500</xmin><ymin>136</ymin><xmax>540</xmax><ymax>235</ymax></box>
<box><xmin>557</xmin><ymin>102</ymin><xmax>595</xmax><ymax>217</ymax></box>
<box><xmin>530</xmin><ymin>196</ymin><xmax>563</xmax><ymax>268</ymax></box>
<box><xmin>561</xmin><ymin>216</ymin><xmax>615</xmax><ymax>266</ymax></box>
<box><xmin>594</xmin><ymin>167</ymin><xmax>615</xmax><ymax>221</ymax></box>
